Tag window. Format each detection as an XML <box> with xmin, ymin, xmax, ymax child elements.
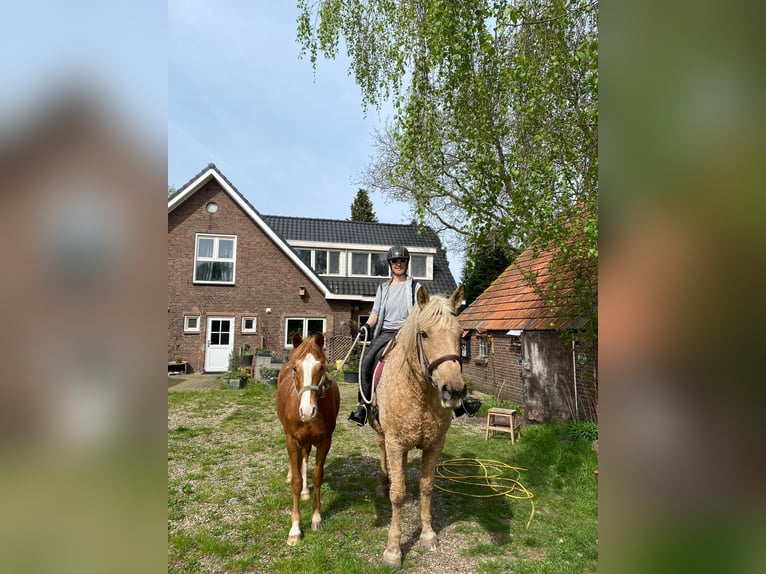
<box><xmin>351</xmin><ymin>251</ymin><xmax>388</xmax><ymax>277</ymax></box>
<box><xmin>410</xmin><ymin>255</ymin><xmax>427</xmax><ymax>278</ymax></box>
<box><xmin>328</xmin><ymin>251</ymin><xmax>340</xmax><ymax>274</ymax></box>
<box><xmin>314</xmin><ymin>249</ymin><xmax>341</xmax><ymax>275</ymax></box>
<box><xmin>350</xmin><ymin>252</ymin><xmax>368</xmax><ymax>275</ymax></box>
<box><xmin>241</xmin><ymin>317</ymin><xmax>257</xmax><ymax>333</ymax></box>
<box><xmin>372</xmin><ymin>252</ymin><xmax>388</xmax><ymax>276</ymax></box>
<box><xmin>284</xmin><ymin>318</ymin><xmax>326</xmax><ymax>347</ymax></box>
<box><xmin>358</xmin><ymin>315</ymin><xmax>370</xmax><ymax>329</ymax></box>
<box><xmin>184</xmin><ymin>316</ymin><xmax>200</xmax><ymax>333</ymax></box>
<box><xmin>478</xmin><ymin>337</ymin><xmax>490</xmax><ymax>358</ymax></box>
<box><xmin>461</xmin><ymin>334</ymin><xmax>471</xmax><ymax>358</ymax></box>
<box><xmin>194</xmin><ymin>234</ymin><xmax>236</xmax><ymax>283</ymax></box>
<box><xmin>295</xmin><ymin>248</ymin><xmax>312</xmax><ymax>267</ymax></box>
<box><xmin>296</xmin><ymin>248</ymin><xmax>341</xmax><ymax>275</ymax></box>
<box><xmin>289</xmin><ymin>245</ymin><xmax>432</xmax><ymax>278</ymax></box>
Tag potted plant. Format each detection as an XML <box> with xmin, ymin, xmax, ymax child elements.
<box><xmin>227</xmin><ymin>368</ymin><xmax>249</xmax><ymax>389</ymax></box>
<box><xmin>241</xmin><ymin>345</ymin><xmax>254</xmax><ymax>366</ymax></box>
<box><xmin>343</xmin><ymin>351</ymin><xmax>360</xmax><ymax>384</ymax></box>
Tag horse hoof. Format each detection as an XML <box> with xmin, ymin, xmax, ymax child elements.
<box><xmin>286</xmin><ymin>534</ymin><xmax>301</xmax><ymax>546</ymax></box>
<box><xmin>382</xmin><ymin>548</ymin><xmax>402</xmax><ymax>569</ymax></box>
<box><xmin>300</xmin><ymin>491</ymin><xmax>311</xmax><ymax>501</ymax></box>
<box><xmin>311</xmin><ymin>519</ymin><xmax>323</xmax><ymax>532</ymax></box>
<box><xmin>419</xmin><ymin>531</ymin><xmax>438</xmax><ymax>550</ymax></box>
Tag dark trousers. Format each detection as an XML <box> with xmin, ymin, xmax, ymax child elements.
<box><xmin>358</xmin><ymin>330</ymin><xmax>396</xmax><ymax>404</ymax></box>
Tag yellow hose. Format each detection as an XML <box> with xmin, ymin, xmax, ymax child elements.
<box><xmin>434</xmin><ymin>458</ymin><xmax>535</xmax><ymax>529</ymax></box>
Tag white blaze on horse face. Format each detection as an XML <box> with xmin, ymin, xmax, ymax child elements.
<box><xmin>298</xmin><ymin>354</ymin><xmax>320</xmax><ymax>421</ymax></box>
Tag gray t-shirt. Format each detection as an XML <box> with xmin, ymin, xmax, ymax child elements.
<box><xmin>372</xmin><ymin>281</ymin><xmax>413</xmax><ymax>331</ymax></box>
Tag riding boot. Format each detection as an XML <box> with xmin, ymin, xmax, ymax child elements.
<box><xmin>349</xmin><ymin>380</ymin><xmax>371</xmax><ymax>426</ymax></box>
<box><xmin>348</xmin><ymin>402</ymin><xmax>367</xmax><ymax>426</ymax></box>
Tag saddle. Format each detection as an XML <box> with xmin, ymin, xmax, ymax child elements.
<box><xmin>367</xmin><ymin>335</ymin><xmax>399</xmax><ymax>426</ymax></box>
<box><xmin>370</xmin><ymin>336</ymin><xmax>398</xmax><ymax>389</ymax></box>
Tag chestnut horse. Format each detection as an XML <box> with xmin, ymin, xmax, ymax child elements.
<box><xmin>369</xmin><ymin>284</ymin><xmax>466</xmax><ymax>568</ymax></box>
<box><xmin>275</xmin><ymin>332</ymin><xmax>340</xmax><ymax>546</ymax></box>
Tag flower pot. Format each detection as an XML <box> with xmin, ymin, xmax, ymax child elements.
<box><xmin>241</xmin><ymin>354</ymin><xmax>253</xmax><ymax>366</ymax></box>
<box><xmin>228</xmin><ymin>376</ymin><xmax>247</xmax><ymax>389</ymax></box>
<box><xmin>343</xmin><ymin>371</ymin><xmax>359</xmax><ymax>384</ymax></box>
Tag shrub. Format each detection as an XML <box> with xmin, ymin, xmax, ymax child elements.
<box><xmin>563</xmin><ymin>421</ymin><xmax>598</xmax><ymax>442</ymax></box>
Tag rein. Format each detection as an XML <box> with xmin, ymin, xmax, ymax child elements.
<box><xmin>415</xmin><ymin>330</ymin><xmax>462</xmax><ymax>387</ymax></box>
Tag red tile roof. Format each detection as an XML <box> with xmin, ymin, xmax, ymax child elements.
<box><xmin>459</xmin><ymin>243</ymin><xmax>588</xmax><ymax>332</ymax></box>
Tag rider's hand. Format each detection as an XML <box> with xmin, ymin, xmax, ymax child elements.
<box><xmin>359</xmin><ymin>323</ymin><xmax>372</xmax><ymax>339</ymax></box>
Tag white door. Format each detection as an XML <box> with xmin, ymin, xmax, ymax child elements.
<box><xmin>204</xmin><ymin>316</ymin><xmax>234</xmax><ymax>372</ymax></box>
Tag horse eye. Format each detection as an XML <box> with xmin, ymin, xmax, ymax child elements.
<box><xmin>420</xmin><ymin>331</ymin><xmax>428</xmax><ymax>339</ymax></box>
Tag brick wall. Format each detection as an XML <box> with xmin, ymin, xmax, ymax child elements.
<box><xmin>462</xmin><ymin>332</ymin><xmax>524</xmax><ymax>404</ymax></box>
<box><xmin>168</xmin><ymin>180</ymin><xmax>356</xmax><ymax>372</ymax></box>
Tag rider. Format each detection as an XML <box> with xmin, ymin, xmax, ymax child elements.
<box><xmin>348</xmin><ymin>245</ymin><xmax>480</xmax><ymax>426</ymax></box>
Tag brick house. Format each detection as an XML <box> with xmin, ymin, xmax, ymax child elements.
<box><xmin>168</xmin><ymin>164</ymin><xmax>457</xmax><ymax>373</ymax></box>
<box><xmin>458</xmin><ymin>244</ymin><xmax>597</xmax><ymax>423</ymax></box>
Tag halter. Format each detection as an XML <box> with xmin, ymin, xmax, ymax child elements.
<box><xmin>415</xmin><ymin>330</ymin><xmax>462</xmax><ymax>387</ymax></box>
<box><xmin>293</xmin><ymin>367</ymin><xmax>332</xmax><ymax>399</ymax></box>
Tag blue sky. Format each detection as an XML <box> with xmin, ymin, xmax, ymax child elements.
<box><xmin>169</xmin><ymin>1</ymin><xmax>464</xmax><ymax>281</ymax></box>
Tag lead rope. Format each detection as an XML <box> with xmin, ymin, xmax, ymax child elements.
<box><xmin>357</xmin><ymin>330</ymin><xmax>371</xmax><ymax>404</ymax></box>
<box><xmin>336</xmin><ymin>331</ymin><xmax>371</xmax><ymax>404</ymax></box>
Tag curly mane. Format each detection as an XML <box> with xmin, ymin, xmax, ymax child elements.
<box><xmin>396</xmin><ymin>295</ymin><xmax>457</xmax><ymax>353</ymax></box>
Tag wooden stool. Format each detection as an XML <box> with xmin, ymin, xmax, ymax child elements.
<box><xmin>484</xmin><ymin>408</ymin><xmax>517</xmax><ymax>444</ymax></box>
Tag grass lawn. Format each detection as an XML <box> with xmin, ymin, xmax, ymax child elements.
<box><xmin>168</xmin><ymin>380</ymin><xmax>598</xmax><ymax>573</ymax></box>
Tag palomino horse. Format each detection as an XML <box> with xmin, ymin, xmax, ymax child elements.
<box><xmin>370</xmin><ymin>284</ymin><xmax>466</xmax><ymax>569</ymax></box>
<box><xmin>276</xmin><ymin>332</ymin><xmax>340</xmax><ymax>546</ymax></box>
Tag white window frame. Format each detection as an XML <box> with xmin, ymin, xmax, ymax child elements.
<box><xmin>314</xmin><ymin>249</ymin><xmax>342</xmax><ymax>275</ymax></box>
<box><xmin>350</xmin><ymin>251</ymin><xmax>389</xmax><ymax>278</ymax></box>
<box><xmin>193</xmin><ymin>233</ymin><xmax>237</xmax><ymax>284</ymax></box>
<box><xmin>295</xmin><ymin>248</ymin><xmax>312</xmax><ymax>268</ymax></box>
<box><xmin>478</xmin><ymin>337</ymin><xmax>490</xmax><ymax>358</ymax></box>
<box><xmin>284</xmin><ymin>317</ymin><xmax>327</xmax><ymax>348</ymax></box>
<box><xmin>409</xmin><ymin>254</ymin><xmax>431</xmax><ymax>279</ymax></box>
<box><xmin>184</xmin><ymin>315</ymin><xmax>201</xmax><ymax>333</ymax></box>
<box><xmin>295</xmin><ymin>248</ymin><xmax>343</xmax><ymax>276</ymax></box>
<box><xmin>241</xmin><ymin>317</ymin><xmax>257</xmax><ymax>333</ymax></box>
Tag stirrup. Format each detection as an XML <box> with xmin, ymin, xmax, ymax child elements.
<box><xmin>348</xmin><ymin>403</ymin><xmax>367</xmax><ymax>426</ymax></box>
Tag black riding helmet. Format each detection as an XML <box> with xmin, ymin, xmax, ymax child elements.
<box><xmin>386</xmin><ymin>245</ymin><xmax>410</xmax><ymax>263</ymax></box>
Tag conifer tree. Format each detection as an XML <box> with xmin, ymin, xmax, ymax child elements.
<box><xmin>350</xmin><ymin>188</ymin><xmax>378</xmax><ymax>222</ymax></box>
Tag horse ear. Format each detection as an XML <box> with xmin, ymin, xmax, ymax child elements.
<box><xmin>314</xmin><ymin>332</ymin><xmax>324</xmax><ymax>349</ymax></box>
<box><xmin>292</xmin><ymin>331</ymin><xmax>303</xmax><ymax>347</ymax></box>
<box><xmin>416</xmin><ymin>283</ymin><xmax>430</xmax><ymax>308</ymax></box>
<box><xmin>450</xmin><ymin>284</ymin><xmax>465</xmax><ymax>311</ymax></box>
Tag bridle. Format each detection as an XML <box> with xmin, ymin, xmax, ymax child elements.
<box><xmin>415</xmin><ymin>329</ymin><xmax>462</xmax><ymax>387</ymax></box>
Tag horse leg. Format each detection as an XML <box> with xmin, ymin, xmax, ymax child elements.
<box><xmin>300</xmin><ymin>446</ymin><xmax>311</xmax><ymax>500</ymax></box>
<box><xmin>375</xmin><ymin>431</ymin><xmax>390</xmax><ymax>497</ymax></box>
<box><xmin>310</xmin><ymin>438</ymin><xmax>331</xmax><ymax>532</ymax></box>
<box><xmin>286</xmin><ymin>440</ymin><xmax>304</xmax><ymax>546</ymax></box>
<box><xmin>382</xmin><ymin>444</ymin><xmax>407</xmax><ymax>569</ymax></box>
<box><xmin>417</xmin><ymin>445</ymin><xmax>443</xmax><ymax>550</ymax></box>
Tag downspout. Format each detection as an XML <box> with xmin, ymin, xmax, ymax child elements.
<box><xmin>572</xmin><ymin>339</ymin><xmax>578</xmax><ymax>420</ymax></box>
